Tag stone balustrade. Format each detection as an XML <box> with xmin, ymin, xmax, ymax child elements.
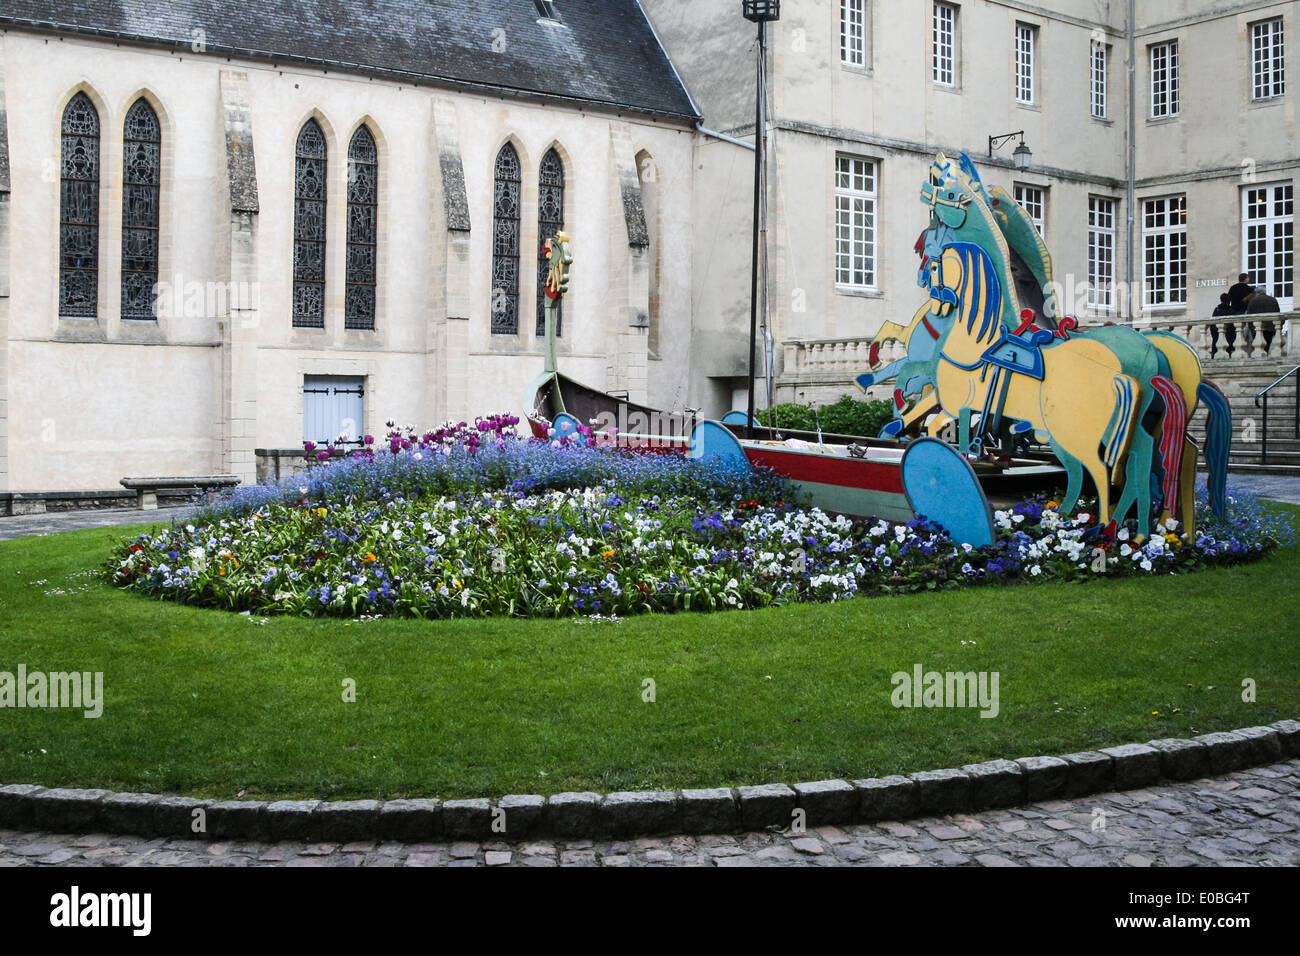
<box><xmin>1132</xmin><ymin>312</ymin><xmax>1296</xmax><ymax>364</ymax></box>
<box><xmin>782</xmin><ymin>312</ymin><xmax>1297</xmax><ymax>382</ymax></box>
<box><xmin>782</xmin><ymin>336</ymin><xmax>905</xmax><ymax>378</ymax></box>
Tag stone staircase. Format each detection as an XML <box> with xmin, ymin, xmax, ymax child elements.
<box><xmin>1191</xmin><ymin>359</ymin><xmax>1300</xmax><ymax>475</ymax></box>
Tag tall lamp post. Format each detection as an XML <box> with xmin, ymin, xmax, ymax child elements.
<box><xmin>742</xmin><ymin>0</ymin><xmax>779</xmax><ymax>431</ymax></box>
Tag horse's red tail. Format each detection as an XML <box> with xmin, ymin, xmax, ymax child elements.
<box><xmin>1150</xmin><ymin>375</ymin><xmax>1187</xmax><ymax>518</ymax></box>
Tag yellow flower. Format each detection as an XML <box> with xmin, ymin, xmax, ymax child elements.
<box><xmin>1172</xmin><ymin>708</ymin><xmax>1181</xmax><ymax>713</ymax></box>
<box><xmin>1164</xmin><ymin>533</ymin><xmax>1180</xmax><ymax>546</ymax></box>
<box><xmin>316</xmin><ymin>508</ymin><xmax>328</xmax><ymax>518</ymax></box>
<box><xmin>454</xmin><ymin>580</ymin><xmax>462</xmax><ymax>589</ymax></box>
<box><xmin>363</xmin><ymin>552</ymin><xmax>377</xmax><ymax>565</ymax></box>
<box><xmin>1151</xmin><ymin>710</ymin><xmax>1159</xmax><ymax>715</ymax></box>
<box><xmin>603</xmin><ymin>549</ymin><xmax>616</xmax><ymax>560</ymax></box>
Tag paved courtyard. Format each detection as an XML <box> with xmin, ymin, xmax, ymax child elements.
<box><xmin>0</xmin><ymin>506</ymin><xmax>198</xmax><ymax>541</ymax></box>
<box><xmin>2</xmin><ymin>760</ymin><xmax>1296</xmax><ymax>867</ymax></box>
<box><xmin>1198</xmin><ymin>473</ymin><xmax>1300</xmax><ymax>506</ymax></box>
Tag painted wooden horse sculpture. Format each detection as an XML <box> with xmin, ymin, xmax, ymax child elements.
<box><xmin>856</xmin><ymin>153</ymin><xmax>1025</xmax><ymax>439</ymax></box>
<box><xmin>859</xmin><ymin>153</ymin><xmax>1231</xmax><ymax>534</ymax></box>
<box><xmin>958</xmin><ymin>153</ymin><xmax>1229</xmax><ymax>532</ymax></box>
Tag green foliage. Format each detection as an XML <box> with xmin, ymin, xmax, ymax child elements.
<box><xmin>757</xmin><ymin>395</ymin><xmax>895</xmax><ymax>437</ymax></box>
<box><xmin>3</xmin><ymin>510</ymin><xmax>1299</xmax><ymax>800</ymax></box>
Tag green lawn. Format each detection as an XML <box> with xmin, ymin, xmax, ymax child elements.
<box><xmin>1</xmin><ymin>511</ymin><xmax>1297</xmax><ymax>801</ymax></box>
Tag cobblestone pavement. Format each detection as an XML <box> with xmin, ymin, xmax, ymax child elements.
<box><xmin>0</xmin><ymin>507</ymin><xmax>195</xmax><ymax>542</ymax></box>
<box><xmin>2</xmin><ymin>761</ymin><xmax>1296</xmax><ymax>867</ymax></box>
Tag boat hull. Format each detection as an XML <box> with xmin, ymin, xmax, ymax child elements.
<box><xmin>526</xmin><ymin>371</ymin><xmax>691</xmax><ymax>451</ymax></box>
<box><xmin>740</xmin><ymin>442</ymin><xmax>913</xmax><ymax>522</ymax></box>
<box><xmin>524</xmin><ymin>371</ymin><xmax>1062</xmax><ymax>522</ymax></box>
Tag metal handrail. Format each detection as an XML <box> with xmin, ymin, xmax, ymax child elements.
<box><xmin>1253</xmin><ymin>363</ymin><xmax>1300</xmax><ymax>465</ymax></box>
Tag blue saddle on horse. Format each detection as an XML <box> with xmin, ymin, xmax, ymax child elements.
<box><xmin>979</xmin><ymin>327</ymin><xmax>1054</xmax><ymax>381</ymax></box>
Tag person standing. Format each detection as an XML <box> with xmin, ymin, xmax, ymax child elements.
<box><xmin>1207</xmin><ymin>293</ymin><xmax>1236</xmax><ymax>359</ymax></box>
<box><xmin>1244</xmin><ymin>288</ymin><xmax>1280</xmax><ymax>354</ymax></box>
<box><xmin>1228</xmin><ymin>273</ymin><xmax>1255</xmax><ymax>313</ymax></box>
<box><xmin>1245</xmin><ymin>288</ymin><xmax>1280</xmax><ymax>314</ymax></box>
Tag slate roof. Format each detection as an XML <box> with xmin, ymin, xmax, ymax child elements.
<box><xmin>0</xmin><ymin>0</ymin><xmax>699</xmax><ymax>122</ymax></box>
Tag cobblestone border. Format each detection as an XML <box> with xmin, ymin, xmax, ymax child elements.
<box><xmin>3</xmin><ymin>721</ymin><xmax>1295</xmax><ymax>843</ymax></box>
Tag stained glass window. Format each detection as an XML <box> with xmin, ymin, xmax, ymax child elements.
<box><xmin>536</xmin><ymin>148</ymin><xmax>565</xmax><ymax>337</ymax></box>
<box><xmin>345</xmin><ymin>125</ymin><xmax>378</xmax><ymax>331</ymax></box>
<box><xmin>491</xmin><ymin>143</ymin><xmax>521</xmax><ymax>335</ymax></box>
<box><xmin>293</xmin><ymin>119</ymin><xmax>327</xmax><ymax>329</ymax></box>
<box><xmin>60</xmin><ymin>92</ymin><xmax>100</xmax><ymax>318</ymax></box>
<box><xmin>121</xmin><ymin>98</ymin><xmax>161</xmax><ymax>320</ymax></box>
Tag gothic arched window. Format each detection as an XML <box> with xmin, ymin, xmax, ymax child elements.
<box><xmin>122</xmin><ymin>98</ymin><xmax>161</xmax><ymax>319</ymax></box>
<box><xmin>59</xmin><ymin>92</ymin><xmax>100</xmax><ymax>317</ymax></box>
<box><xmin>491</xmin><ymin>142</ymin><xmax>521</xmax><ymax>335</ymax></box>
<box><xmin>293</xmin><ymin>119</ymin><xmax>327</xmax><ymax>328</ymax></box>
<box><xmin>345</xmin><ymin>125</ymin><xmax>378</xmax><ymax>331</ymax></box>
<box><xmin>536</xmin><ymin>148</ymin><xmax>565</xmax><ymax>337</ymax></box>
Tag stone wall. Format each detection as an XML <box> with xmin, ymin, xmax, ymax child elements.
<box><xmin>2</xmin><ymin>31</ymin><xmax>698</xmax><ymax>491</ymax></box>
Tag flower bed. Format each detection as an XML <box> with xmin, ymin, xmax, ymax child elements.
<box><xmin>105</xmin><ymin>419</ymin><xmax>1295</xmax><ymax>619</ymax></box>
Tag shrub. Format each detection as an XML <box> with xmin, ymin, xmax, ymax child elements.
<box><xmin>757</xmin><ymin>395</ymin><xmax>894</xmax><ymax>437</ymax></box>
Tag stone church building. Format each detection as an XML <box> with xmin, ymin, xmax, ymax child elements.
<box><xmin>0</xmin><ymin>0</ymin><xmax>704</xmax><ymax>493</ymax></box>
<box><xmin>2</xmin><ymin>0</ymin><xmax>1295</xmax><ymax>497</ymax></box>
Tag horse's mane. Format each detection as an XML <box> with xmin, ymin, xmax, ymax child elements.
<box><xmin>945</xmin><ymin>242</ymin><xmax>1003</xmax><ymax>345</ymax></box>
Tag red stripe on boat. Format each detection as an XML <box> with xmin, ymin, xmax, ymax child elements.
<box><xmin>744</xmin><ymin>447</ymin><xmax>906</xmax><ymax>495</ymax></box>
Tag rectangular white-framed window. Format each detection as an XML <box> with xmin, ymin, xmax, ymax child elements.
<box><xmin>1150</xmin><ymin>40</ymin><xmax>1179</xmax><ymax>117</ymax></box>
<box><xmin>1242</xmin><ymin>182</ymin><xmax>1294</xmax><ymax>310</ymax></box>
<box><xmin>1090</xmin><ymin>40</ymin><xmax>1108</xmax><ymax>118</ymax></box>
<box><xmin>835</xmin><ymin>154</ymin><xmax>877</xmax><ymax>290</ymax></box>
<box><xmin>1142</xmin><ymin>195</ymin><xmax>1187</xmax><ymax>308</ymax></box>
<box><xmin>1015</xmin><ymin>23</ymin><xmax>1036</xmax><ymax>104</ymax></box>
<box><xmin>841</xmin><ymin>0</ymin><xmax>867</xmax><ymax>68</ymax></box>
<box><xmin>933</xmin><ymin>2</ymin><xmax>957</xmax><ymax>87</ymax></box>
<box><xmin>1013</xmin><ymin>183</ymin><xmax>1046</xmax><ymax>235</ymax></box>
<box><xmin>1251</xmin><ymin>17</ymin><xmax>1285</xmax><ymax>100</ymax></box>
<box><xmin>303</xmin><ymin>375</ymin><xmax>365</xmax><ymax>446</ymax></box>
<box><xmin>1088</xmin><ymin>196</ymin><xmax>1117</xmax><ymax>310</ymax></box>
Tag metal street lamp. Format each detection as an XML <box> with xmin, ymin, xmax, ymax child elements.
<box><xmin>988</xmin><ymin>131</ymin><xmax>1033</xmax><ymax>170</ymax></box>
<box><xmin>742</xmin><ymin>1</ymin><xmax>779</xmax><ymax>430</ymax></box>
<box><xmin>742</xmin><ymin>0</ymin><xmax>780</xmax><ymax>21</ymax></box>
